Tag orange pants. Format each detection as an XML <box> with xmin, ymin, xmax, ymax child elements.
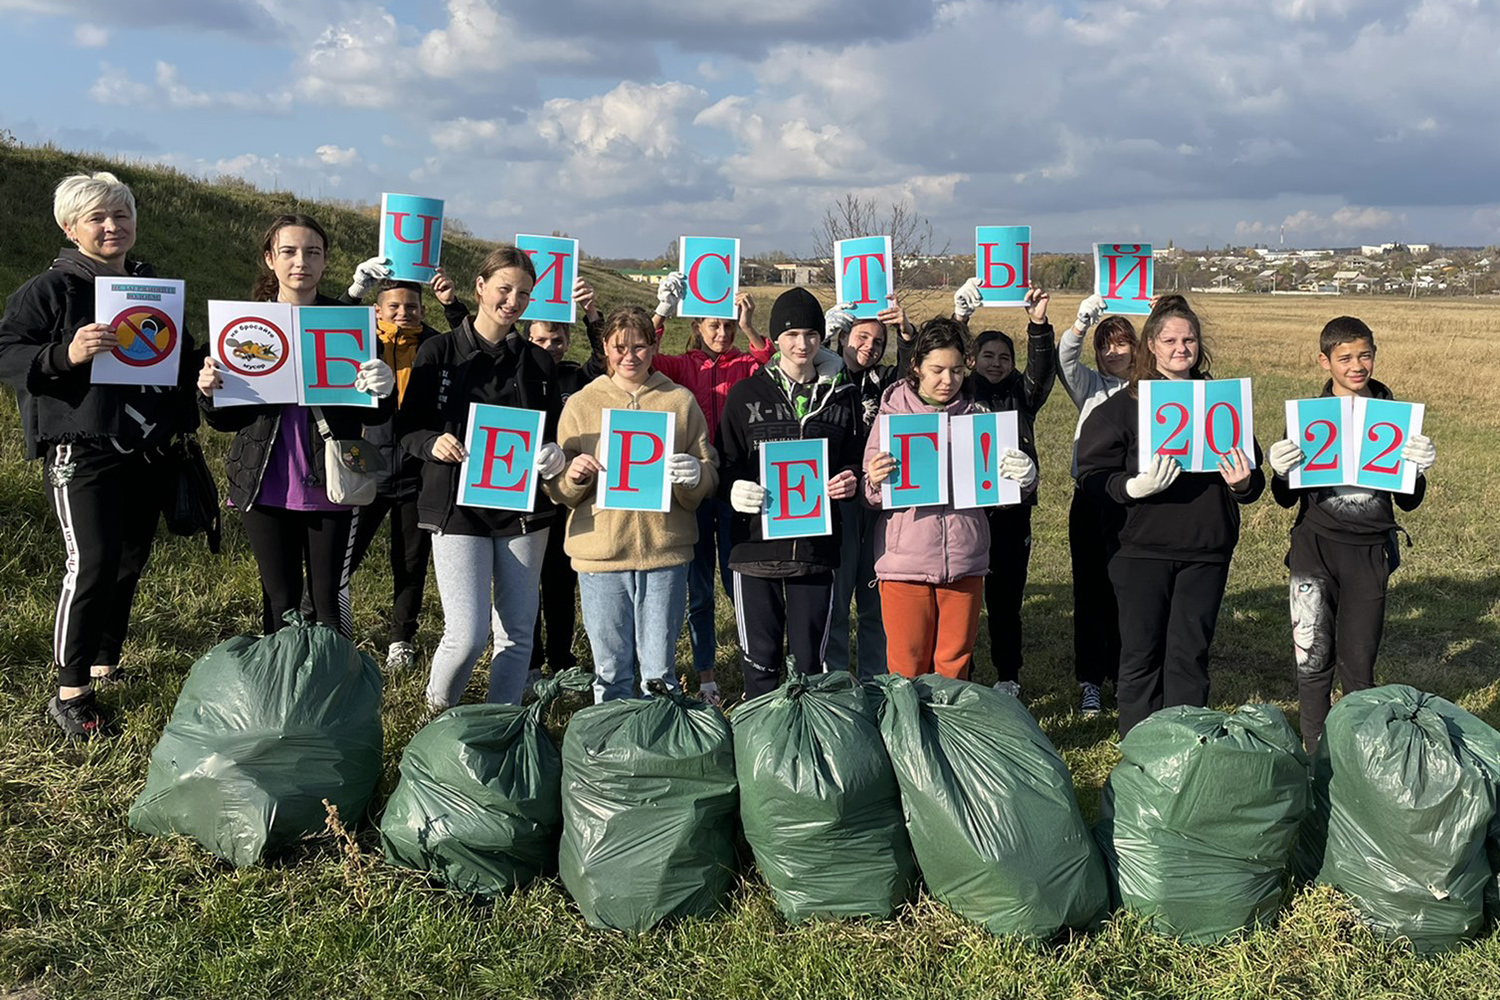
<box><xmin>878</xmin><ymin>577</ymin><xmax>984</xmax><ymax>679</ymax></box>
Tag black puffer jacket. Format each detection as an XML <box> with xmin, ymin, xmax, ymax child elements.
<box><xmin>398</xmin><ymin>318</ymin><xmax>561</xmax><ymax>536</ymax></box>
<box><xmin>200</xmin><ymin>294</ymin><xmax>393</xmax><ymax>510</ymax></box>
<box><xmin>0</xmin><ymin>249</ymin><xmax>200</xmax><ymax>458</ymax></box>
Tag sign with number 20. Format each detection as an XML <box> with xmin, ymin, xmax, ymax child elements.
<box><xmin>1138</xmin><ymin>378</ymin><xmax>1255</xmax><ymax>473</ymax></box>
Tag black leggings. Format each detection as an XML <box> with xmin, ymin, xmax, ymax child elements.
<box><xmin>347</xmin><ymin>494</ymin><xmax>430</xmax><ymax>644</ymax></box>
<box><xmin>732</xmin><ymin>571</ymin><xmax>835</xmax><ymax>700</ymax></box>
<box><xmin>1069</xmin><ymin>488</ymin><xmax>1121</xmax><ymax>686</ymax></box>
<box><xmin>242</xmin><ymin>504</ymin><xmax>356</xmax><ymax>636</ymax></box>
<box><xmin>984</xmin><ymin>504</ymin><xmax>1033</xmax><ymax>683</ymax></box>
<box><xmin>532</xmin><ymin>517</ymin><xmax>578</xmax><ymax>671</ymax></box>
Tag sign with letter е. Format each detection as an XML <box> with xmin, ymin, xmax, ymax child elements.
<box><xmin>835</xmin><ymin>236</ymin><xmax>893</xmax><ymax>321</ymax></box>
<box><xmin>974</xmin><ymin>226</ymin><xmax>1030</xmax><ymax>307</ymax></box>
<box><xmin>457</xmin><ymin>403</ymin><xmax>545</xmax><ymax>512</ymax></box>
<box><xmin>950</xmin><ymin>411</ymin><xmax>1021</xmax><ymax>508</ymax></box>
<box><xmin>759</xmin><ymin>438</ymin><xmax>831</xmax><ymax>540</ymax></box>
<box><xmin>1137</xmin><ymin>378</ymin><xmax>1255</xmax><ymax>474</ymax></box>
<box><xmin>597</xmin><ymin>408</ymin><xmax>675</xmax><ymax>513</ymax></box>
<box><xmin>91</xmin><ymin>277</ymin><xmax>186</xmax><ymax>386</ymax></box>
<box><xmin>879</xmin><ymin>412</ymin><xmax>948</xmax><ymax>508</ymax></box>
<box><xmin>517</xmin><ymin>234</ymin><xmax>579</xmax><ymax>325</ymax></box>
<box><xmin>1094</xmin><ymin>243</ymin><xmax>1154</xmax><ymax>315</ymax></box>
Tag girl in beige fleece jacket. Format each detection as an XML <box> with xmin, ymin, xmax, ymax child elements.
<box><xmin>546</xmin><ymin>307</ymin><xmax>718</xmax><ymax>702</ymax></box>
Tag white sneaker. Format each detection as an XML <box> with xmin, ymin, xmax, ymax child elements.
<box><xmin>386</xmin><ymin>641</ymin><xmax>416</xmax><ymax>671</ymax></box>
<box><xmin>992</xmin><ymin>680</ymin><xmax>1021</xmax><ymax>699</ymax></box>
<box><xmin>1080</xmin><ymin>682</ymin><xmax>1102</xmax><ymax>717</ymax></box>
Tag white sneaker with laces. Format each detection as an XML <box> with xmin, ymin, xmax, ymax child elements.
<box><xmin>386</xmin><ymin>641</ymin><xmax>416</xmax><ymax>671</ymax></box>
<box><xmin>992</xmin><ymin>680</ymin><xmax>1021</xmax><ymax>699</ymax></box>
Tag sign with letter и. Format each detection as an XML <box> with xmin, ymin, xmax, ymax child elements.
<box><xmin>835</xmin><ymin>236</ymin><xmax>893</xmax><ymax>321</ymax></box>
<box><xmin>297</xmin><ymin>305</ymin><xmax>377</xmax><ymax>409</ymax></box>
<box><xmin>678</xmin><ymin>236</ymin><xmax>740</xmax><ymax>320</ymax></box>
<box><xmin>517</xmin><ymin>234</ymin><xmax>579</xmax><ymax>325</ymax></box>
<box><xmin>759</xmin><ymin>438</ymin><xmax>831</xmax><ymax>540</ymax></box>
<box><xmin>380</xmin><ymin>193</ymin><xmax>444</xmax><ymax>283</ymax></box>
<box><xmin>1285</xmin><ymin>395</ymin><xmax>1424</xmax><ymax>494</ymax></box>
<box><xmin>974</xmin><ymin>226</ymin><xmax>1030</xmax><ymax>307</ymax></box>
<box><xmin>1094</xmin><ymin>243</ymin><xmax>1154</xmax><ymax>315</ymax></box>
<box><xmin>597</xmin><ymin>408</ymin><xmax>675</xmax><ymax>513</ymax></box>
<box><xmin>91</xmin><ymin>276</ymin><xmax>186</xmax><ymax>386</ymax></box>
<box><xmin>457</xmin><ymin>403</ymin><xmax>545</xmax><ymax>512</ymax></box>
<box><xmin>950</xmin><ymin>411</ymin><xmax>1021</xmax><ymax>508</ymax></box>
<box><xmin>1137</xmin><ymin>378</ymin><xmax>1255</xmax><ymax>474</ymax></box>
<box><xmin>879</xmin><ymin>412</ymin><xmax>948</xmax><ymax>509</ymax></box>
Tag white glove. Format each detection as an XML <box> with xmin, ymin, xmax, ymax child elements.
<box><xmin>354</xmin><ymin>358</ymin><xmax>394</xmax><ymax>398</ymax></box>
<box><xmin>1124</xmin><ymin>454</ymin><xmax>1182</xmax><ymax>499</ymax></box>
<box><xmin>667</xmin><ymin>453</ymin><xmax>701</xmax><ymax>488</ymax></box>
<box><xmin>654</xmin><ymin>271</ymin><xmax>686</xmax><ymax>318</ymax></box>
<box><xmin>730</xmin><ymin>479</ymin><xmax>767</xmax><ymax>515</ymax></box>
<box><xmin>1268</xmin><ymin>438</ymin><xmax>1305</xmax><ymax>477</ymax></box>
<box><xmin>347</xmin><ymin>256</ymin><xmax>392</xmax><ymax>300</ymax></box>
<box><xmin>1401</xmin><ymin>432</ymin><xmax>1435</xmax><ymax>472</ymax></box>
<box><xmin>1076</xmin><ymin>293</ymin><xmax>1107</xmax><ymax>330</ymax></box>
<box><xmin>824</xmin><ymin>306</ymin><xmax>854</xmax><ymax>342</ymax></box>
<box><xmin>953</xmin><ymin>276</ymin><xmax>984</xmax><ymax>322</ymax></box>
<box><xmin>535</xmin><ymin>442</ymin><xmax>565</xmax><ymax>479</ymax></box>
<box><xmin>999</xmin><ymin>448</ymin><xmax>1037</xmax><ymax>488</ymax></box>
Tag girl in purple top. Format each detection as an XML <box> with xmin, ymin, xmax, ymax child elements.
<box><xmin>197</xmin><ymin>214</ymin><xmax>394</xmax><ymax>636</ymax></box>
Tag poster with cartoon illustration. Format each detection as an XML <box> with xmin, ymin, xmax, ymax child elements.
<box><xmin>91</xmin><ymin>276</ymin><xmax>185</xmax><ymax>386</ymax></box>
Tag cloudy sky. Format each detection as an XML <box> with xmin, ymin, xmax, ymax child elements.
<box><xmin>3</xmin><ymin>0</ymin><xmax>1496</xmax><ymax>257</ymax></box>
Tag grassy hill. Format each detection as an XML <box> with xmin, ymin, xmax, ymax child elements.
<box><xmin>2</xmin><ymin>144</ymin><xmax>1500</xmax><ymax>999</ymax></box>
<box><xmin>0</xmin><ymin>143</ymin><xmax>660</xmax><ymax>358</ymax></box>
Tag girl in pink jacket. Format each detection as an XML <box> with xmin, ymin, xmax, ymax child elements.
<box><xmin>863</xmin><ymin>317</ymin><xmax>1035</xmax><ymax>680</ymax></box>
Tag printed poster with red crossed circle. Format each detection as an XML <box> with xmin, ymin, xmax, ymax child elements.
<box><xmin>207</xmin><ymin>300</ymin><xmax>298</xmax><ymax>407</ymax></box>
<box><xmin>90</xmin><ymin>277</ymin><xmax>186</xmax><ymax>387</ymax></box>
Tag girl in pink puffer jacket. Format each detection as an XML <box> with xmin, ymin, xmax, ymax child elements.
<box><xmin>862</xmin><ymin>317</ymin><xmax>1036</xmax><ymax>680</ymax></box>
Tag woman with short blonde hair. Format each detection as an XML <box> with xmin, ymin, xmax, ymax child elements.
<box><xmin>0</xmin><ymin>171</ymin><xmax>200</xmax><ymax>739</ymax></box>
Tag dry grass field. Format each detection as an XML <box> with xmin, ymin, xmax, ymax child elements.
<box><xmin>2</xmin><ymin>144</ymin><xmax>1498</xmax><ymax>999</ymax></box>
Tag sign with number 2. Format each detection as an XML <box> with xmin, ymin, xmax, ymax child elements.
<box><xmin>1284</xmin><ymin>396</ymin><xmax>1423</xmax><ymax>494</ymax></box>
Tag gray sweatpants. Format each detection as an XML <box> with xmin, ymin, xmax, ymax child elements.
<box><xmin>427</xmin><ymin>528</ymin><xmax>548</xmax><ymax>709</ymax></box>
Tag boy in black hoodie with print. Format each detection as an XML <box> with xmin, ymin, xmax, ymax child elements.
<box><xmin>1266</xmin><ymin>316</ymin><xmax>1435</xmax><ymax>751</ymax></box>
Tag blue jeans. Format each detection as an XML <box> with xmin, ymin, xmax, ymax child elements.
<box><xmin>686</xmin><ymin>497</ymin><xmax>734</xmax><ymax>674</ymax></box>
<box><xmin>578</xmin><ymin>564</ymin><xmax>690</xmax><ymax>703</ymax></box>
<box><xmin>826</xmin><ymin>498</ymin><xmax>886</xmax><ymax>680</ymax></box>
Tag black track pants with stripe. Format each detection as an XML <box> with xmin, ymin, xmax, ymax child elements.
<box><xmin>732</xmin><ymin>570</ymin><xmax>835</xmax><ymax>700</ymax></box>
<box><xmin>241</xmin><ymin>504</ymin><xmax>357</xmax><ymax>637</ymax></box>
<box><xmin>46</xmin><ymin>442</ymin><xmax>167</xmax><ymax>687</ymax></box>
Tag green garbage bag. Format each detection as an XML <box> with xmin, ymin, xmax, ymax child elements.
<box><xmin>380</xmin><ymin>668</ymin><xmax>594</xmax><ymax>895</ymax></box>
<box><xmin>731</xmin><ymin>672</ymin><xmax>915</xmax><ymax>921</ymax></box>
<box><xmin>1294</xmin><ymin>685</ymin><xmax>1497</xmax><ymax>953</ymax></box>
<box><xmin>875</xmin><ymin>674</ymin><xmax>1108</xmax><ymax>940</ymax></box>
<box><xmin>559</xmin><ymin>681</ymin><xmax>738</xmax><ymax>931</ymax></box>
<box><xmin>128</xmin><ymin>615</ymin><xmax>383</xmax><ymax>867</ymax></box>
<box><xmin>1095</xmin><ymin>704</ymin><xmax>1309</xmax><ymax>943</ymax></box>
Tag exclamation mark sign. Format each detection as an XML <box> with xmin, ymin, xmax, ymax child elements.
<box><xmin>979</xmin><ymin>431</ymin><xmax>993</xmax><ymax>490</ymax></box>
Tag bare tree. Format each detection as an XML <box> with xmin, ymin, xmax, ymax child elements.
<box><xmin>810</xmin><ymin>194</ymin><xmax>951</xmax><ymax>281</ymax></box>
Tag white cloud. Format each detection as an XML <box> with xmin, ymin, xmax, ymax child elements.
<box><xmin>73</xmin><ymin>22</ymin><xmax>107</xmax><ymax>46</ymax></box>
<box><xmin>89</xmin><ymin>61</ymin><xmax>289</xmax><ymax>113</ymax></box>
<box><xmin>316</xmin><ymin>144</ymin><xmax>360</xmax><ymax>166</ymax></box>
